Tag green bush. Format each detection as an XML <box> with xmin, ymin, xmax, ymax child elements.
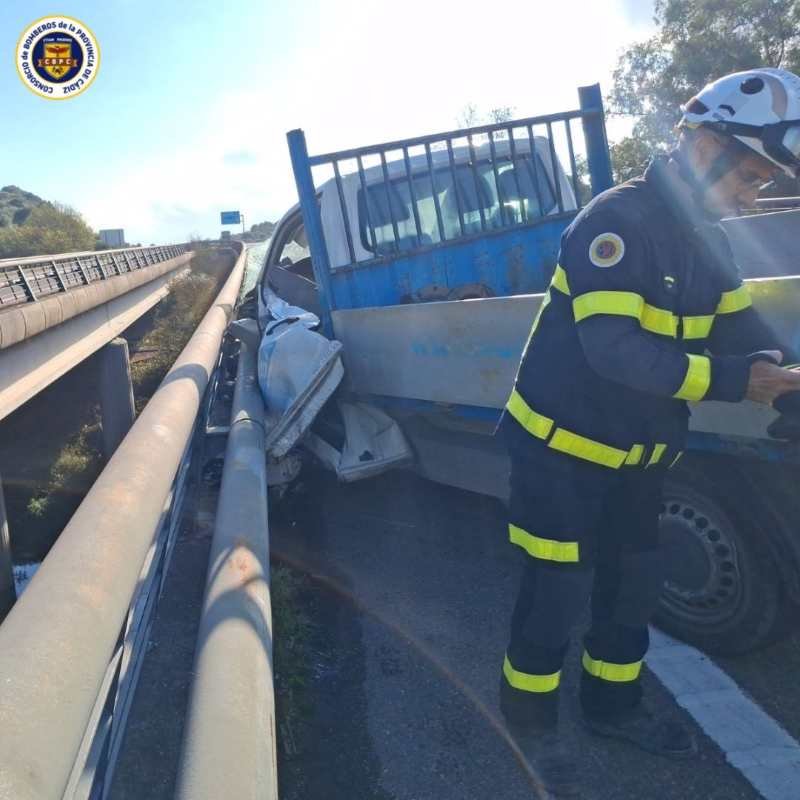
<box><xmin>0</xmin><ymin>202</ymin><xmax>96</xmax><ymax>258</ymax></box>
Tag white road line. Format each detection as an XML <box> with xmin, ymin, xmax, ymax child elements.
<box><xmin>647</xmin><ymin>628</ymin><xmax>800</xmax><ymax>800</ymax></box>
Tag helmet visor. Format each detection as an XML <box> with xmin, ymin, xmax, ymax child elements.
<box><xmin>763</xmin><ymin>120</ymin><xmax>800</xmax><ymax>176</ymax></box>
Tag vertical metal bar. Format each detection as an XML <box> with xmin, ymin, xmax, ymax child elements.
<box><xmin>526</xmin><ymin>125</ymin><xmax>545</xmax><ymax>217</ymax></box>
<box><xmin>123</xmin><ymin>252</ymin><xmax>133</xmax><ymax>272</ymax></box>
<box><xmin>75</xmin><ymin>257</ymin><xmax>91</xmax><ymax>285</ymax></box>
<box><xmin>287</xmin><ymin>128</ymin><xmax>335</xmax><ymax>334</ymax></box>
<box><xmin>379</xmin><ymin>151</ymin><xmax>402</xmax><ymax>250</ymax></box>
<box><xmin>425</xmin><ymin>143</ymin><xmax>446</xmax><ymax>242</ymax></box>
<box><xmin>332</xmin><ymin>160</ymin><xmax>356</xmax><ymax>265</ymax></box>
<box><xmin>546</xmin><ymin>122</ymin><xmax>564</xmax><ymax>213</ymax></box>
<box><xmin>488</xmin><ymin>131</ymin><xmax>507</xmax><ymax>228</ymax></box>
<box><xmin>110</xmin><ymin>253</ymin><xmax>121</xmax><ymax>275</ymax></box>
<box><xmin>402</xmin><ymin>146</ymin><xmax>423</xmax><ymax>246</ymax></box>
<box><xmin>17</xmin><ymin>266</ymin><xmax>37</xmax><ymax>302</ymax></box>
<box><xmin>467</xmin><ymin>135</ymin><xmax>487</xmax><ymax>231</ymax></box>
<box><xmin>356</xmin><ymin>155</ymin><xmax>379</xmax><ymax>255</ymax></box>
<box><xmin>0</xmin><ymin>475</ymin><xmax>16</xmax><ymax>624</ymax></box>
<box><xmin>564</xmin><ymin>119</ymin><xmax>582</xmax><ymax>206</ymax></box>
<box><xmin>96</xmin><ymin>254</ymin><xmax>108</xmax><ymax>279</ymax></box>
<box><xmin>51</xmin><ymin>260</ymin><xmax>67</xmax><ymax>292</ymax></box>
<box><xmin>579</xmin><ymin>83</ymin><xmax>614</xmax><ymax>196</ymax></box>
<box><xmin>507</xmin><ymin>128</ymin><xmax>527</xmax><ymax>223</ymax></box>
<box><xmin>446</xmin><ymin>138</ymin><xmax>466</xmax><ymax>237</ymax></box>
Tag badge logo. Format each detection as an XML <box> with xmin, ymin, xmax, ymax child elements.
<box><xmin>589</xmin><ymin>232</ymin><xmax>625</xmax><ymax>268</ymax></box>
<box><xmin>16</xmin><ymin>16</ymin><xmax>100</xmax><ymax>100</ymax></box>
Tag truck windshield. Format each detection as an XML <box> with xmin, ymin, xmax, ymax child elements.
<box><xmin>357</xmin><ymin>153</ymin><xmax>557</xmax><ymax>256</ymax></box>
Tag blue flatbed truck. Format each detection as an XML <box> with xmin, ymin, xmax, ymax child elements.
<box><xmin>252</xmin><ymin>83</ymin><xmax>800</xmax><ymax>656</ymax></box>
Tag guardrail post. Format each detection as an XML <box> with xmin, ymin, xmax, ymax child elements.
<box><xmin>99</xmin><ymin>339</ymin><xmax>136</xmax><ymax>461</ymax></box>
<box><xmin>287</xmin><ymin>128</ymin><xmax>335</xmax><ymax>336</ymax></box>
<box><xmin>0</xmin><ymin>475</ymin><xmax>15</xmax><ymax>623</ymax></box>
<box><xmin>579</xmin><ymin>83</ymin><xmax>614</xmax><ymax>195</ymax></box>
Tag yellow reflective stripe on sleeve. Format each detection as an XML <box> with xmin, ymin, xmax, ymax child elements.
<box><xmin>582</xmin><ymin>651</ymin><xmax>642</xmax><ymax>683</ymax></box>
<box><xmin>640</xmin><ymin>305</ymin><xmax>678</xmax><ymax>337</ymax></box>
<box><xmin>509</xmin><ymin>523</ymin><xmax>580</xmax><ymax>563</ymax></box>
<box><xmin>647</xmin><ymin>443</ymin><xmax>667</xmax><ymax>467</ymax></box>
<box><xmin>716</xmin><ymin>285</ymin><xmax>752</xmax><ymax>314</ymax></box>
<box><xmin>673</xmin><ymin>354</ymin><xmax>711</xmax><ymax>402</ymax></box>
<box><xmin>573</xmin><ymin>292</ymin><xmax>678</xmax><ymax>337</ymax></box>
<box><xmin>682</xmin><ymin>315</ymin><xmax>715</xmax><ymax>339</ymax></box>
<box><xmin>551</xmin><ymin>264</ymin><xmax>571</xmax><ymax>296</ymax></box>
<box><xmin>505</xmin><ymin>389</ymin><xmax>554</xmax><ymax>440</ymax></box>
<box><xmin>625</xmin><ymin>444</ymin><xmax>644</xmax><ymax>465</ymax></box>
<box><xmin>548</xmin><ymin>428</ymin><xmax>629</xmax><ymax>468</ymax></box>
<box><xmin>503</xmin><ymin>655</ymin><xmax>561</xmax><ymax>693</ymax></box>
<box><xmin>573</xmin><ymin>290</ymin><xmax>643</xmax><ymax>323</ymax></box>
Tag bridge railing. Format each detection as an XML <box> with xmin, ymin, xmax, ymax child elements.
<box><xmin>0</xmin><ymin>244</ymin><xmax>187</xmax><ymax>308</ymax></box>
<box><xmin>0</xmin><ymin>244</ymin><xmax>245</xmax><ymax>800</ymax></box>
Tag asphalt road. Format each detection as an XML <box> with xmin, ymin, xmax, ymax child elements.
<box><xmin>271</xmin><ymin>465</ymin><xmax>792</xmax><ymax>800</ymax></box>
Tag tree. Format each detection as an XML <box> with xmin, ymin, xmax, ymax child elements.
<box><xmin>456</xmin><ymin>104</ymin><xmax>517</xmax><ymax>129</ymax></box>
<box><xmin>0</xmin><ymin>202</ymin><xmax>97</xmax><ymax>258</ymax></box>
<box><xmin>609</xmin><ymin>0</ymin><xmax>800</xmax><ymax>185</ymax></box>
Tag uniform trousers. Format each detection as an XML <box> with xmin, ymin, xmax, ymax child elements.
<box><xmin>501</xmin><ymin>439</ymin><xmax>668</xmax><ymax>728</ymax></box>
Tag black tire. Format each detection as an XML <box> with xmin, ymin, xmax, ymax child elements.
<box><xmin>655</xmin><ymin>456</ymin><xmax>783</xmax><ymax>655</ymax></box>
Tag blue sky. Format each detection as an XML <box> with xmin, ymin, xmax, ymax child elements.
<box><xmin>0</xmin><ymin>1</ymin><xmax>654</xmax><ymax>244</ymax></box>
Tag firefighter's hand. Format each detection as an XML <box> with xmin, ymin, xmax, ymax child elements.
<box><xmin>746</xmin><ymin>353</ymin><xmax>800</xmax><ymax>404</ymax></box>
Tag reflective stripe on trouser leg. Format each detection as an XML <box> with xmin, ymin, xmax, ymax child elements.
<box><xmin>503</xmin><ymin>557</ymin><xmax>594</xmax><ymax>728</ymax></box>
<box><xmin>580</xmin><ymin>625</ymin><xmax>648</xmax><ymax>720</ymax></box>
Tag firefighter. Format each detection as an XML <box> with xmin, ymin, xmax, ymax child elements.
<box><xmin>498</xmin><ymin>68</ymin><xmax>800</xmax><ymax>797</ymax></box>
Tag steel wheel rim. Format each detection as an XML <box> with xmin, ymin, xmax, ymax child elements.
<box><xmin>659</xmin><ymin>491</ymin><xmax>745</xmax><ymax>625</ymax></box>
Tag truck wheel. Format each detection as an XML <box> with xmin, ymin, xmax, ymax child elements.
<box><xmin>655</xmin><ymin>459</ymin><xmax>781</xmax><ymax>655</ymax></box>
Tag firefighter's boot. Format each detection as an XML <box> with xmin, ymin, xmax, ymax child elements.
<box><xmin>583</xmin><ymin>704</ymin><xmax>696</xmax><ymax>759</ymax></box>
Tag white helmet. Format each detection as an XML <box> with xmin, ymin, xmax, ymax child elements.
<box><xmin>680</xmin><ymin>68</ymin><xmax>800</xmax><ymax>178</ymax></box>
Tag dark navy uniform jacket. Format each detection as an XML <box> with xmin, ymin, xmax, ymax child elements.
<box><xmin>501</xmin><ymin>156</ymin><xmax>788</xmax><ymax>470</ymax></box>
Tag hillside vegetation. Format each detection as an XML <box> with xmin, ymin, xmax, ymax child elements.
<box><xmin>0</xmin><ymin>185</ymin><xmax>103</xmax><ymax>259</ymax></box>
<box><xmin>0</xmin><ymin>185</ymin><xmax>43</xmax><ymax>228</ymax></box>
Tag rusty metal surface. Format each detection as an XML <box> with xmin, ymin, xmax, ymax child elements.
<box><xmin>0</xmin><ymin>245</ymin><xmax>246</xmax><ymax>800</ymax></box>
<box><xmin>176</xmin><ymin>318</ymin><xmax>277</xmax><ymax>800</ymax></box>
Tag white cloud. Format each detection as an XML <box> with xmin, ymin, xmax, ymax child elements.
<box><xmin>80</xmin><ymin>0</ymin><xmax>656</xmax><ymax>242</ymax></box>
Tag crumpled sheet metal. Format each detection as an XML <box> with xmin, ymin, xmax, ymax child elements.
<box><xmin>257</xmin><ymin>318</ymin><xmax>344</xmax><ymax>458</ymax></box>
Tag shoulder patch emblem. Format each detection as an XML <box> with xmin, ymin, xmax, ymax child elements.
<box><xmin>589</xmin><ymin>232</ymin><xmax>625</xmax><ymax>268</ymax></box>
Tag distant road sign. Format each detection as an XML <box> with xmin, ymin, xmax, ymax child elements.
<box><xmin>220</xmin><ymin>211</ymin><xmax>241</xmax><ymax>225</ymax></box>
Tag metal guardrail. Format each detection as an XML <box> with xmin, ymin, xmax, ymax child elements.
<box><xmin>753</xmin><ymin>196</ymin><xmax>800</xmax><ymax>211</ymax></box>
<box><xmin>0</xmin><ymin>244</ymin><xmax>187</xmax><ymax>309</ymax></box>
<box><xmin>176</xmin><ymin>319</ymin><xmax>277</xmax><ymax>800</ymax></box>
<box><xmin>0</xmin><ymin>244</ymin><xmax>245</xmax><ymax>800</ymax></box>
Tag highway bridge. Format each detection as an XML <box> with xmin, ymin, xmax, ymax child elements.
<box><xmin>0</xmin><ymin>244</ymin><xmax>192</xmax><ymax>420</ymax></box>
